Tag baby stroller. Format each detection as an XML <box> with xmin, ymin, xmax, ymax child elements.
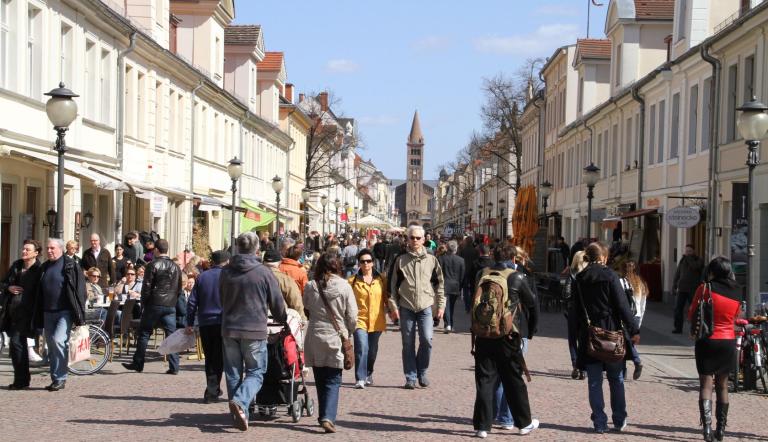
<box><xmin>250</xmin><ymin>309</ymin><xmax>313</xmax><ymax>422</ymax></box>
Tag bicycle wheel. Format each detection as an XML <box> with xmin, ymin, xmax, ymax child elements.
<box><xmin>68</xmin><ymin>325</ymin><xmax>112</xmax><ymax>375</ymax></box>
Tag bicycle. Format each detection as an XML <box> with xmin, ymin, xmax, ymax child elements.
<box><xmin>732</xmin><ymin>317</ymin><xmax>768</xmax><ymax>393</ymax></box>
<box><xmin>67</xmin><ymin>320</ymin><xmax>113</xmax><ymax>376</ymax></box>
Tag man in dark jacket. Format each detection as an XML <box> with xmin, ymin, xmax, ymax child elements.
<box><xmin>123</xmin><ymin>232</ymin><xmax>140</xmax><ymax>264</ymax></box>
<box><xmin>123</xmin><ymin>239</ymin><xmax>182</xmax><ymax>374</ymax></box>
<box><xmin>219</xmin><ymin>232</ymin><xmax>286</xmax><ymax>431</ymax></box>
<box><xmin>81</xmin><ymin>233</ymin><xmax>115</xmax><ymax>288</ymax></box>
<box><xmin>437</xmin><ymin>240</ymin><xmax>464</xmax><ymax>333</ymax></box>
<box><xmin>458</xmin><ymin>236</ymin><xmax>479</xmax><ymax>312</ymax></box>
<box><xmin>672</xmin><ymin>244</ymin><xmax>705</xmax><ymax>333</ymax></box>
<box><xmin>185</xmin><ymin>250</ymin><xmax>229</xmax><ymax>403</ymax></box>
<box><xmin>35</xmin><ymin>238</ymin><xmax>87</xmax><ymax>391</ymax></box>
<box><xmin>373</xmin><ymin>236</ymin><xmax>388</xmax><ymax>273</ymax></box>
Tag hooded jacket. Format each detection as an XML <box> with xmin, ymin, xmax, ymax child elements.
<box><xmin>390</xmin><ymin>247</ymin><xmax>445</xmax><ymax>313</ymax></box>
<box><xmin>303</xmin><ymin>275</ymin><xmax>358</xmax><ymax>369</ymax></box>
<box><xmin>219</xmin><ymin>254</ymin><xmax>287</xmax><ymax>340</ymax></box>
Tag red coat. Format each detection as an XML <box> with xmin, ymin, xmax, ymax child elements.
<box><xmin>688</xmin><ymin>280</ymin><xmax>741</xmax><ymax>339</ymax></box>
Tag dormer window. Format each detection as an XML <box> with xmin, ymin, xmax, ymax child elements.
<box><xmin>677</xmin><ymin>0</ymin><xmax>687</xmax><ymax>42</ymax></box>
<box><xmin>614</xmin><ymin>44</ymin><xmax>622</xmax><ymax>86</ymax></box>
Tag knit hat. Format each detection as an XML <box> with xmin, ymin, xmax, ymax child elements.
<box><xmin>263</xmin><ymin>248</ymin><xmax>282</xmax><ymax>263</ymax></box>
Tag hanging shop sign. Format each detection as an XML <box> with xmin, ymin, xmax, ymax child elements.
<box><xmin>665</xmin><ymin>206</ymin><xmax>700</xmax><ymax>228</ymax></box>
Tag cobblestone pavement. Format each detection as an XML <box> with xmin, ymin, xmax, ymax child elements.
<box><xmin>1</xmin><ymin>304</ymin><xmax>767</xmax><ymax>441</ymax></box>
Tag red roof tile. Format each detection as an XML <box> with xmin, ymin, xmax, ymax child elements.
<box><xmin>575</xmin><ymin>38</ymin><xmax>611</xmax><ymax>60</ymax></box>
<box><xmin>258</xmin><ymin>52</ymin><xmax>283</xmax><ymax>72</ymax></box>
<box><xmin>634</xmin><ymin>0</ymin><xmax>675</xmax><ymax>20</ymax></box>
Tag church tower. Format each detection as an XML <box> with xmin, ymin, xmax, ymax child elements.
<box><xmin>405</xmin><ymin>111</ymin><xmax>424</xmax><ymax>223</ymax></box>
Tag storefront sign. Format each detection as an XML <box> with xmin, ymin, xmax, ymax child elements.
<box><xmin>730</xmin><ymin>183</ymin><xmax>749</xmax><ymax>267</ymax></box>
<box><xmin>150</xmin><ymin>193</ymin><xmax>167</xmax><ymax>217</ymax></box>
<box><xmin>665</xmin><ymin>206</ymin><xmax>700</xmax><ymax>228</ymax></box>
<box><xmin>645</xmin><ymin>198</ymin><xmax>660</xmax><ymax>208</ymax></box>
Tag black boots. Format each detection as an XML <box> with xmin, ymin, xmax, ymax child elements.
<box><xmin>714</xmin><ymin>402</ymin><xmax>729</xmax><ymax>441</ymax></box>
<box><xmin>699</xmin><ymin>399</ymin><xmax>713</xmax><ymax>441</ymax></box>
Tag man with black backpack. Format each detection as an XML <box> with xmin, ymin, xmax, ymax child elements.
<box><xmin>471</xmin><ymin>247</ymin><xmax>539</xmax><ymax>438</ymax></box>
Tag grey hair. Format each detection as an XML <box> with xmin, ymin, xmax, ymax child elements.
<box><xmin>406</xmin><ymin>225</ymin><xmax>424</xmax><ymax>238</ymax></box>
<box><xmin>280</xmin><ymin>237</ymin><xmax>295</xmax><ymax>249</ymax></box>
<box><xmin>47</xmin><ymin>238</ymin><xmax>66</xmax><ymax>251</ymax></box>
<box><xmin>236</xmin><ymin>232</ymin><xmax>260</xmax><ymax>255</ymax></box>
<box><xmin>447</xmin><ymin>240</ymin><xmax>458</xmax><ymax>254</ymax></box>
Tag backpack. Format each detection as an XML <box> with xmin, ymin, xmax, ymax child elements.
<box><xmin>471</xmin><ymin>268</ymin><xmax>519</xmax><ymax>339</ymax></box>
<box><xmin>343</xmin><ymin>246</ymin><xmax>358</xmax><ymax>267</ymax></box>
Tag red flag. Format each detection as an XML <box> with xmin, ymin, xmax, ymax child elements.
<box><xmin>340</xmin><ymin>213</ymin><xmax>348</xmax><ymax>221</ymax></box>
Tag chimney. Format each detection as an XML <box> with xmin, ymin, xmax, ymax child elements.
<box><xmin>299</xmin><ymin>93</ymin><xmax>305</xmax><ymax>103</ymax></box>
<box><xmin>285</xmin><ymin>83</ymin><xmax>294</xmax><ymax>103</ymax></box>
<box><xmin>318</xmin><ymin>91</ymin><xmax>329</xmax><ymax>111</ymax></box>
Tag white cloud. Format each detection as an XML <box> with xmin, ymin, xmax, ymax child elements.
<box><xmin>533</xmin><ymin>4</ymin><xmax>579</xmax><ymax>17</ymax></box>
<box><xmin>473</xmin><ymin>24</ymin><xmax>580</xmax><ymax>56</ymax></box>
<box><xmin>325</xmin><ymin>59</ymin><xmax>360</xmax><ymax>73</ymax></box>
<box><xmin>358</xmin><ymin>115</ymin><xmax>399</xmax><ymax>126</ymax></box>
<box><xmin>412</xmin><ymin>35</ymin><xmax>451</xmax><ymax>52</ymax></box>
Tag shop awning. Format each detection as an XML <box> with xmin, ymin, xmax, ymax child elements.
<box><xmin>5</xmin><ymin>147</ymin><xmax>129</xmax><ymax>191</ymax></box>
<box><xmin>87</xmin><ymin>165</ymin><xmax>155</xmax><ymax>198</ymax></box>
<box><xmin>620</xmin><ymin>208</ymin><xmax>658</xmax><ymax>219</ymax></box>
<box><xmin>195</xmin><ymin>195</ymin><xmax>229</xmax><ymax>212</ymax></box>
<box><xmin>154</xmin><ymin>185</ymin><xmax>194</xmax><ymax>201</ymax></box>
<box><xmin>240</xmin><ymin>199</ymin><xmax>275</xmax><ymax>231</ymax></box>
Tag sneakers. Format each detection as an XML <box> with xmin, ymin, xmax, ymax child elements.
<box><xmin>444</xmin><ymin>325</ymin><xmax>452</xmax><ymax>334</ymax></box>
<box><xmin>28</xmin><ymin>348</ymin><xmax>43</xmax><ymax>363</ymax></box>
<box><xmin>519</xmin><ymin>419</ymin><xmax>539</xmax><ymax>435</ymax></box>
<box><xmin>418</xmin><ymin>376</ymin><xmax>430</xmax><ymax>388</ymax></box>
<box><xmin>613</xmin><ymin>420</ymin><xmax>628</xmax><ymax>432</ymax></box>
<box><xmin>354</xmin><ymin>380</ymin><xmax>366</xmax><ymax>389</ymax></box>
<box><xmin>229</xmin><ymin>401</ymin><xmax>248</xmax><ymax>431</ymax></box>
<box><xmin>475</xmin><ymin>430</ymin><xmax>488</xmax><ymax>438</ymax></box>
<box><xmin>500</xmin><ymin>424</ymin><xmax>515</xmax><ymax>430</ymax></box>
<box><xmin>571</xmin><ymin>367</ymin><xmax>580</xmax><ymax>379</ymax></box>
<box><xmin>403</xmin><ymin>380</ymin><xmax>416</xmax><ymax>390</ymax></box>
<box><xmin>365</xmin><ymin>376</ymin><xmax>373</xmax><ymax>386</ymax></box>
<box><xmin>633</xmin><ymin>364</ymin><xmax>643</xmax><ymax>380</ymax></box>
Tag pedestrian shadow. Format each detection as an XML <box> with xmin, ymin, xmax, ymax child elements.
<box><xmin>349</xmin><ymin>411</ymin><xmax>473</xmax><ymax>427</ymax></box>
<box><xmin>69</xmin><ymin>413</ymin><xmax>236</xmax><ymax>434</ymax></box>
<box><xmin>542</xmin><ymin>423</ymin><xmax>696</xmax><ymax>441</ymax></box>
<box><xmin>529</xmin><ymin>369</ymin><xmax>573</xmax><ymax>380</ymax></box>
<box><xmin>335</xmin><ymin>418</ymin><xmax>475</xmax><ymax>436</ymax></box>
<box><xmin>632</xmin><ymin>423</ymin><xmax>768</xmax><ymax>441</ymax></box>
<box><xmin>650</xmin><ymin>375</ymin><xmax>700</xmax><ymax>393</ymax></box>
<box><xmin>81</xmin><ymin>394</ymin><xmax>203</xmax><ymax>404</ymax></box>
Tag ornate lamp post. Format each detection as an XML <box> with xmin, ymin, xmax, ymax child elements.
<box><xmin>488</xmin><ymin>202</ymin><xmax>494</xmax><ymax>237</ymax></box>
<box><xmin>334</xmin><ymin>198</ymin><xmax>340</xmax><ymax>235</ymax></box>
<box><xmin>354</xmin><ymin>205</ymin><xmax>359</xmax><ymax>232</ymax></box>
<box><xmin>582</xmin><ymin>163</ymin><xmax>600</xmax><ymax>241</ymax></box>
<box><xmin>44</xmin><ymin>82</ymin><xmax>79</xmax><ymax>239</ymax></box>
<box><xmin>540</xmin><ymin>180</ymin><xmax>553</xmax><ymax>228</ymax></box>
<box><xmin>499</xmin><ymin>198</ymin><xmax>506</xmax><ymax>239</ymax></box>
<box><xmin>321</xmin><ymin>194</ymin><xmax>328</xmax><ymax>241</ymax></box>
<box><xmin>271</xmin><ymin>175</ymin><xmax>283</xmax><ymax>237</ymax></box>
<box><xmin>227</xmin><ymin>157</ymin><xmax>243</xmax><ymax>249</ymax></box>
<box><xmin>301</xmin><ymin>187</ymin><xmax>311</xmax><ymax>240</ymax></box>
<box><xmin>736</xmin><ymin>97</ymin><xmax>768</xmax><ymax>314</ymax></box>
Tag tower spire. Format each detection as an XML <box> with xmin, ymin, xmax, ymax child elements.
<box><xmin>408</xmin><ymin>110</ymin><xmax>424</xmax><ymax>145</ymax></box>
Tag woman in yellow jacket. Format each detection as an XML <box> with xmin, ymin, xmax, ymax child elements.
<box><xmin>348</xmin><ymin>248</ymin><xmax>399</xmax><ymax>389</ymax></box>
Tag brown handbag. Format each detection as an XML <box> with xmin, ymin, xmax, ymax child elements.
<box><xmin>317</xmin><ymin>280</ymin><xmax>354</xmax><ymax>370</ymax></box>
<box><xmin>577</xmin><ymin>284</ymin><xmax>626</xmax><ymax>363</ymax></box>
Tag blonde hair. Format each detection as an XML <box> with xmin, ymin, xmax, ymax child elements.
<box><xmin>570</xmin><ymin>251</ymin><xmax>587</xmax><ymax>274</ymax></box>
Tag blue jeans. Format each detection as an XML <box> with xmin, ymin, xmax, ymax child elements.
<box><xmin>494</xmin><ymin>338</ymin><xmax>528</xmax><ymax>426</ymax></box>
<box><xmin>223</xmin><ymin>337</ymin><xmax>267</xmax><ymax>420</ymax></box>
<box><xmin>132</xmin><ymin>305</ymin><xmax>179</xmax><ymax>372</ymax></box>
<box><xmin>353</xmin><ymin>329</ymin><xmax>381</xmax><ymax>382</ymax></box>
<box><xmin>43</xmin><ymin>310</ymin><xmax>73</xmax><ymax>382</ymax></box>
<box><xmin>443</xmin><ymin>293</ymin><xmax>460</xmax><ymax>328</ymax></box>
<box><xmin>313</xmin><ymin>366</ymin><xmax>343</xmax><ymax>424</ymax></box>
<box><xmin>400</xmin><ymin>307</ymin><xmax>433</xmax><ymax>382</ymax></box>
<box><xmin>585</xmin><ymin>361</ymin><xmax>627</xmax><ymax>430</ymax></box>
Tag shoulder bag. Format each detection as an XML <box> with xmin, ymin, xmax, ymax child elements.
<box><xmin>691</xmin><ymin>283</ymin><xmax>714</xmax><ymax>340</ymax></box>
<box><xmin>317</xmin><ymin>280</ymin><xmax>354</xmax><ymax>370</ymax></box>
<box><xmin>576</xmin><ymin>282</ymin><xmax>626</xmax><ymax>363</ymax></box>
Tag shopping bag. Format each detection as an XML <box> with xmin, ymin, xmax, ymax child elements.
<box><xmin>68</xmin><ymin>325</ymin><xmax>91</xmax><ymax>365</ymax></box>
<box><xmin>157</xmin><ymin>329</ymin><xmax>196</xmax><ymax>355</ymax></box>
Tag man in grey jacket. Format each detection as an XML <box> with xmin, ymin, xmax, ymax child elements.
<box><xmin>390</xmin><ymin>224</ymin><xmax>445</xmax><ymax>389</ymax></box>
<box><xmin>672</xmin><ymin>244</ymin><xmax>704</xmax><ymax>334</ymax></box>
<box><xmin>219</xmin><ymin>232</ymin><xmax>287</xmax><ymax>431</ymax></box>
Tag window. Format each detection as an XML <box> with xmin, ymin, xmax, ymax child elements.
<box><xmin>125</xmin><ymin>65</ymin><xmax>134</xmax><ymax>135</ymax></box>
<box><xmin>60</xmin><ymin>24</ymin><xmax>73</xmax><ymax>88</ymax></box>
<box><xmin>602</xmin><ymin>130</ymin><xmax>609</xmax><ymax>177</ymax></box>
<box><xmin>611</xmin><ymin>124</ymin><xmax>618</xmax><ymax>175</ymax></box>
<box><xmin>155</xmin><ymin>81</ymin><xmax>163</xmax><ymax>146</ymax></box>
<box><xmin>677</xmin><ymin>0</ymin><xmax>687</xmax><ymax>41</ymax></box>
<box><xmin>411</xmin><ymin>148</ymin><xmax>421</xmax><ymax>155</ymax></box>
<box><xmin>26</xmin><ymin>5</ymin><xmax>41</xmax><ymax>99</ymax></box>
<box><xmin>625</xmin><ymin>117</ymin><xmax>632</xmax><ymax>169</ymax></box>
<box><xmin>214</xmin><ymin>36</ymin><xmax>221</xmax><ymax>77</ymax></box>
<box><xmin>634</xmin><ymin>115</ymin><xmax>639</xmax><ymax>165</ymax></box>
<box><xmin>596</xmin><ymin>132</ymin><xmax>603</xmax><ymax>173</ymax></box>
<box><xmin>726</xmin><ymin>64</ymin><xmax>738</xmax><ymax>142</ymax></box>
<box><xmin>410</xmin><ymin>159</ymin><xmax>421</xmax><ymax>166</ymax></box>
<box><xmin>137</xmin><ymin>72</ymin><xmax>146</xmax><ymax>139</ymax></box>
<box><xmin>615</xmin><ymin>44</ymin><xmax>622</xmax><ymax>86</ymax></box>
<box><xmin>0</xmin><ymin>0</ymin><xmax>12</xmax><ymax>89</ymax></box>
<box><xmin>689</xmin><ymin>84</ymin><xmax>698</xmax><ymax>155</ymax></box>
<box><xmin>702</xmin><ymin>78</ymin><xmax>712</xmax><ymax>151</ymax></box>
<box><xmin>657</xmin><ymin>100</ymin><xmax>666</xmax><ymax>163</ymax></box>
<box><xmin>744</xmin><ymin>55</ymin><xmax>755</xmax><ymax>101</ymax></box>
<box><xmin>670</xmin><ymin>93</ymin><xmax>680</xmax><ymax>159</ymax></box>
<box><xmin>649</xmin><ymin>104</ymin><xmax>656</xmax><ymax>165</ymax></box>
<box><xmin>85</xmin><ymin>41</ymin><xmax>97</xmax><ymax>119</ymax></box>
<box><xmin>578</xmin><ymin>77</ymin><xmax>584</xmax><ymax>113</ymax></box>
<box><xmin>100</xmin><ymin>50</ymin><xmax>110</xmax><ymax>124</ymax></box>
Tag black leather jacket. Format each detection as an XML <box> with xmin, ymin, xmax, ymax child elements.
<box><xmin>141</xmin><ymin>256</ymin><xmax>181</xmax><ymax>308</ymax></box>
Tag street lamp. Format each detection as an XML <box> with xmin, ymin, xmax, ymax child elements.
<box><xmin>271</xmin><ymin>175</ymin><xmax>283</xmax><ymax>237</ymax></box>
<box><xmin>320</xmin><ymin>194</ymin><xmax>328</xmax><ymax>243</ymax></box>
<box><xmin>334</xmin><ymin>198</ymin><xmax>340</xmax><ymax>235</ymax></box>
<box><xmin>80</xmin><ymin>211</ymin><xmax>94</xmax><ymax>229</ymax></box>
<box><xmin>736</xmin><ymin>96</ymin><xmax>768</xmax><ymax>314</ymax></box>
<box><xmin>488</xmin><ymin>202</ymin><xmax>494</xmax><ymax>237</ymax></box>
<box><xmin>540</xmin><ymin>180</ymin><xmax>553</xmax><ymax>227</ymax></box>
<box><xmin>344</xmin><ymin>202</ymin><xmax>350</xmax><ymax>233</ymax></box>
<box><xmin>499</xmin><ymin>198</ymin><xmax>506</xmax><ymax>238</ymax></box>
<box><xmin>354</xmin><ymin>205</ymin><xmax>359</xmax><ymax>232</ymax></box>
<box><xmin>582</xmin><ymin>163</ymin><xmax>600</xmax><ymax>242</ymax></box>
<box><xmin>227</xmin><ymin>157</ymin><xmax>243</xmax><ymax>249</ymax></box>
<box><xmin>44</xmin><ymin>82</ymin><xmax>79</xmax><ymax>239</ymax></box>
<box><xmin>301</xmin><ymin>187</ymin><xmax>311</xmax><ymax>241</ymax></box>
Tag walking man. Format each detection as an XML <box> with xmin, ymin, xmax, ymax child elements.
<box><xmin>219</xmin><ymin>232</ymin><xmax>287</xmax><ymax>431</ymax></box>
<box><xmin>123</xmin><ymin>239</ymin><xmax>182</xmax><ymax>374</ymax></box>
<box><xmin>34</xmin><ymin>238</ymin><xmax>86</xmax><ymax>391</ymax></box>
<box><xmin>672</xmin><ymin>244</ymin><xmax>704</xmax><ymax>334</ymax></box>
<box><xmin>389</xmin><ymin>224</ymin><xmax>444</xmax><ymax>389</ymax></box>
<box><xmin>81</xmin><ymin>233</ymin><xmax>114</xmax><ymax>289</ymax></box>
<box><xmin>185</xmin><ymin>250</ymin><xmax>229</xmax><ymax>403</ymax></box>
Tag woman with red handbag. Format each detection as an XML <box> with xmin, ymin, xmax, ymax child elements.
<box><xmin>687</xmin><ymin>257</ymin><xmax>742</xmax><ymax>441</ymax></box>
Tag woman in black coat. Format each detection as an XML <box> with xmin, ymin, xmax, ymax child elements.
<box><xmin>0</xmin><ymin>240</ymin><xmax>43</xmax><ymax>389</ymax></box>
<box><xmin>572</xmin><ymin>243</ymin><xmax>640</xmax><ymax>434</ymax></box>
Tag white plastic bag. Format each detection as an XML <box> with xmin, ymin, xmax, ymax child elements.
<box><xmin>157</xmin><ymin>329</ymin><xmax>196</xmax><ymax>355</ymax></box>
<box><xmin>68</xmin><ymin>325</ymin><xmax>91</xmax><ymax>365</ymax></box>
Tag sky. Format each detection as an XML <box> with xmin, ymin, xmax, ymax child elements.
<box><xmin>234</xmin><ymin>0</ymin><xmax>609</xmax><ymax>180</ymax></box>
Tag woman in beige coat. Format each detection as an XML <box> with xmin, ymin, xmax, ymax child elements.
<box><xmin>303</xmin><ymin>253</ymin><xmax>358</xmax><ymax>433</ymax></box>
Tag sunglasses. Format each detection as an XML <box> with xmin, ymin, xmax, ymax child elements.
<box><xmin>409</xmin><ymin>236</ymin><xmax>422</xmax><ymax>240</ymax></box>
<box><xmin>359</xmin><ymin>259</ymin><xmax>373</xmax><ymax>264</ymax></box>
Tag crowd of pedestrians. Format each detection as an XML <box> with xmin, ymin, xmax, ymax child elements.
<box><xmin>0</xmin><ymin>224</ymin><xmax>746</xmax><ymax>441</ymax></box>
